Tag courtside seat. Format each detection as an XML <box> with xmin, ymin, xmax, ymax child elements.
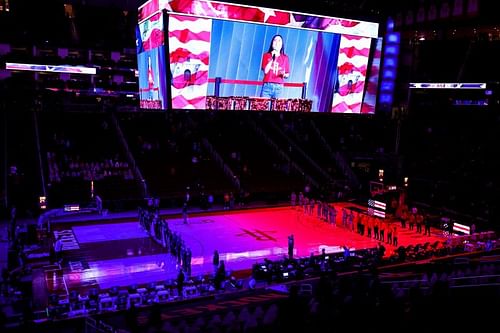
<box><xmin>78</xmin><ymin>292</ymin><xmax>89</xmax><ymax>302</ymax></box>
<box><xmin>128</xmin><ymin>293</ymin><xmax>141</xmax><ymax>306</ymax></box>
<box><xmin>69</xmin><ymin>300</ymin><xmax>86</xmax><ymax>317</ymax></box>
<box><xmin>115</xmin><ymin>294</ymin><xmax>128</xmax><ymax>311</ymax></box>
<box><xmin>144</xmin><ymin>290</ymin><xmax>157</xmax><ymax>305</ymax></box>
<box><xmin>136</xmin><ymin>287</ymin><xmax>148</xmax><ymax>295</ymax></box>
<box><xmin>85</xmin><ymin>298</ymin><xmax>98</xmax><ymax>314</ymax></box>
<box><xmin>155</xmin><ymin>290</ymin><xmax>169</xmax><ymax>303</ymax></box>
<box><xmin>99</xmin><ymin>297</ymin><xmax>115</xmax><ymax>312</ymax></box>
<box><xmin>136</xmin><ymin>287</ymin><xmax>148</xmax><ymax>305</ymax></box>
<box><xmin>56</xmin><ymin>299</ymin><xmax>70</xmax><ymax>319</ymax></box>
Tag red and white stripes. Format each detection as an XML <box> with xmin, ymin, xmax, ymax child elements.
<box><xmin>168</xmin><ymin>14</ymin><xmax>212</xmax><ymax>109</ymax></box>
<box><xmin>331</xmin><ymin>35</ymin><xmax>371</xmax><ymax>113</ymax></box>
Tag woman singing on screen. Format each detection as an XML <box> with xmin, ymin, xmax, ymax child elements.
<box><xmin>260</xmin><ymin>34</ymin><xmax>290</xmax><ymax>99</ymax></box>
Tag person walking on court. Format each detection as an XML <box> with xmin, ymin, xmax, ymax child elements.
<box><xmin>54</xmin><ymin>235</ymin><xmax>63</xmax><ymax>264</ymax></box>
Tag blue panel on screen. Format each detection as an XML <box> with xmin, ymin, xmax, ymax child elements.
<box><xmin>379</xmin><ymin>94</ymin><xmax>393</xmax><ymax>104</ymax></box>
<box><xmin>386</xmin><ymin>18</ymin><xmax>394</xmax><ymax>32</ymax></box>
<box><xmin>379</xmin><ymin>24</ymin><xmax>400</xmax><ymax>112</ymax></box>
<box><xmin>387</xmin><ymin>33</ymin><xmax>400</xmax><ymax>44</ymax></box>
<box><xmin>385</xmin><ymin>46</ymin><xmax>399</xmax><ymax>55</ymax></box>
<box><xmin>138</xmin><ymin>48</ymin><xmax>168</xmax><ymax>109</ymax></box>
<box><xmin>383</xmin><ymin>58</ymin><xmax>396</xmax><ymax>68</ymax></box>
<box><xmin>382</xmin><ymin>70</ymin><xmax>395</xmax><ymax>79</ymax></box>
<box><xmin>380</xmin><ymin>81</ymin><xmax>394</xmax><ymax>91</ymax></box>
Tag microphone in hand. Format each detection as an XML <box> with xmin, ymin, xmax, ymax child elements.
<box><xmin>272</xmin><ymin>53</ymin><xmax>276</xmax><ymax>61</ymax></box>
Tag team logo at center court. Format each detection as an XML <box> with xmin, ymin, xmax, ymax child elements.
<box><xmin>236</xmin><ymin>228</ymin><xmax>277</xmax><ymax>242</ymax></box>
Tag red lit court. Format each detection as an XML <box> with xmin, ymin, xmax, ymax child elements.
<box><xmin>39</xmin><ymin>202</ymin><xmax>445</xmax><ymax>309</ymax></box>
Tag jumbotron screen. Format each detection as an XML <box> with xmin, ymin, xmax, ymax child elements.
<box><xmin>138</xmin><ymin>0</ymin><xmax>380</xmax><ymax>113</ymax></box>
<box><xmin>136</xmin><ymin>11</ymin><xmax>168</xmax><ymax>109</ymax></box>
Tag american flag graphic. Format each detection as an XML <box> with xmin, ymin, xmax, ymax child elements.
<box><xmin>367</xmin><ymin>208</ymin><xmax>386</xmax><ymax>219</ymax></box>
<box><xmin>138</xmin><ymin>12</ymin><xmax>164</xmax><ymax>52</ymax></box>
<box><xmin>361</xmin><ymin>38</ymin><xmax>382</xmax><ymax>114</ymax></box>
<box><xmin>452</xmin><ymin>223</ymin><xmax>471</xmax><ymax>235</ymax></box>
<box><xmin>331</xmin><ymin>35</ymin><xmax>371</xmax><ymax>113</ymax></box>
<box><xmin>138</xmin><ymin>0</ymin><xmax>160</xmax><ymax>22</ymax></box>
<box><xmin>140</xmin><ymin>0</ymin><xmax>378</xmax><ymax>38</ymax></box>
<box><xmin>368</xmin><ymin>199</ymin><xmax>386</xmax><ymax>210</ymax></box>
<box><xmin>168</xmin><ymin>14</ymin><xmax>211</xmax><ymax>109</ymax></box>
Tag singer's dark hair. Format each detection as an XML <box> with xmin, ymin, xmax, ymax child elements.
<box><xmin>267</xmin><ymin>34</ymin><xmax>285</xmax><ymax>55</ymax></box>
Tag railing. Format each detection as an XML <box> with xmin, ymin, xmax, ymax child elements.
<box><xmin>246</xmin><ymin>115</ymin><xmax>319</xmax><ymax>190</ymax></box>
<box><xmin>201</xmin><ymin>138</ymin><xmax>241</xmax><ymax>190</ymax></box>
<box><xmin>310</xmin><ymin>119</ymin><xmax>360</xmax><ymax>189</ymax></box>
<box><xmin>109</xmin><ymin>110</ymin><xmax>148</xmax><ymax>198</ymax></box>
<box><xmin>267</xmin><ymin>118</ymin><xmax>334</xmax><ymax>184</ymax></box>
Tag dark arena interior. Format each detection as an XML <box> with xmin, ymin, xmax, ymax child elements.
<box><xmin>1</xmin><ymin>0</ymin><xmax>500</xmax><ymax>332</ymax></box>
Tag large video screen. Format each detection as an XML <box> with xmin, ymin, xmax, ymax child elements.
<box><xmin>138</xmin><ymin>0</ymin><xmax>380</xmax><ymax>113</ymax></box>
<box><xmin>137</xmin><ymin>11</ymin><xmax>168</xmax><ymax>109</ymax></box>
